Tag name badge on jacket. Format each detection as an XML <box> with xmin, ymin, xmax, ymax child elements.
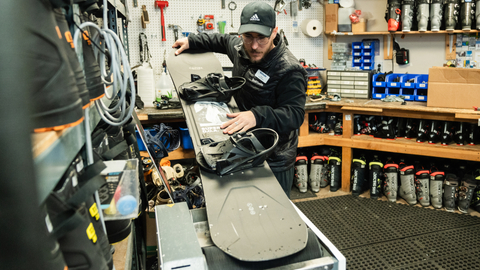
<box><xmin>255</xmin><ymin>69</ymin><xmax>270</xmax><ymax>84</ymax></box>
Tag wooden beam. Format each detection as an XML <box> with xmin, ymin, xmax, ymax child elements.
<box><xmin>299</xmin><ymin>113</ymin><xmax>309</xmax><ymax>137</ymax></box>
<box><xmin>342</xmin><ymin>111</ymin><xmax>353</xmax><ymax>139</ymax></box>
<box><xmin>384</xmin><ymin>35</ymin><xmax>393</xmax><ymax>60</ymax></box>
<box><xmin>341</xmin><ymin>147</ymin><xmax>352</xmax><ymax>192</ymax></box>
<box><xmin>140</xmin><ymin>148</ymin><xmax>195</xmax><ymax>160</ymax></box>
<box><xmin>341</xmin><ymin>106</ymin><xmax>383</xmax><ymax>113</ymax></box>
<box><xmin>455</xmin><ymin>113</ymin><xmax>480</xmax><ymax>120</ymax></box>
<box><xmin>445</xmin><ymin>34</ymin><xmax>457</xmax><ymax>60</ymax></box>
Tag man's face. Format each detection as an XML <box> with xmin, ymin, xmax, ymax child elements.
<box><xmin>242</xmin><ymin>27</ymin><xmax>278</xmax><ymax>64</ymax></box>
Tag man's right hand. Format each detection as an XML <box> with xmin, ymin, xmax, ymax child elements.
<box><xmin>172</xmin><ymin>37</ymin><xmax>189</xmax><ymax>55</ymax></box>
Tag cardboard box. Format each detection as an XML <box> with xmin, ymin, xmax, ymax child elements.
<box><xmin>325</xmin><ymin>4</ymin><xmax>338</xmax><ymax>33</ymax></box>
<box><xmin>145</xmin><ymin>210</ymin><xmax>157</xmax><ymax>257</ymax></box>
<box><xmin>427</xmin><ymin>67</ymin><xmax>480</xmax><ymax>109</ymax></box>
<box><xmin>352</xmin><ymin>19</ymin><xmax>367</xmax><ymax>33</ymax></box>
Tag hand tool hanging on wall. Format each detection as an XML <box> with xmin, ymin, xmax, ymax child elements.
<box><xmin>141</xmin><ymin>5</ymin><xmax>150</xmax><ymax>29</ymax></box>
<box><xmin>133</xmin><ymin>0</ymin><xmax>138</xmax><ymax>7</ymax></box>
<box><xmin>221</xmin><ymin>0</ymin><xmax>225</xmax><ymax>9</ymax></box>
<box><xmin>228</xmin><ymin>1</ymin><xmax>237</xmax><ymax>28</ymax></box>
<box><xmin>168</xmin><ymin>24</ymin><xmax>182</xmax><ymax>41</ymax></box>
<box><xmin>154</xmin><ymin>1</ymin><xmax>169</xmax><ymax>41</ymax></box>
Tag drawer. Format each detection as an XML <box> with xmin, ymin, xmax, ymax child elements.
<box><xmin>328</xmin><ymin>88</ymin><xmax>341</xmax><ymax>93</ymax></box>
<box><xmin>341</xmin><ymin>89</ymin><xmax>355</xmax><ymax>94</ymax></box>
<box><xmin>354</xmin><ymin>84</ymin><xmax>369</xmax><ymax>90</ymax></box>
<box><xmin>328</xmin><ymin>75</ymin><xmax>342</xmax><ymax>80</ymax></box>
<box><xmin>342</xmin><ymin>93</ymin><xmax>355</xmax><ymax>98</ymax></box>
<box><xmin>327</xmin><ymin>80</ymin><xmax>342</xmax><ymax>85</ymax></box>
<box><xmin>341</xmin><ymin>76</ymin><xmax>356</xmax><ymax>81</ymax></box>
<box><xmin>340</xmin><ymin>80</ymin><xmax>355</xmax><ymax>85</ymax></box>
<box><xmin>327</xmin><ymin>71</ymin><xmax>342</xmax><ymax>76</ymax></box>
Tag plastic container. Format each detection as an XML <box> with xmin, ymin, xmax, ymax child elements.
<box><xmin>400</xmin><ymin>74</ymin><xmax>417</xmax><ymax>88</ymax></box>
<box><xmin>155</xmin><ymin>70</ymin><xmax>175</xmax><ymax>102</ymax></box>
<box><xmin>415</xmin><ymin>89</ymin><xmax>428</xmax><ymax>101</ymax></box>
<box><xmin>179</xmin><ymin>127</ymin><xmax>194</xmax><ymax>150</ymax></box>
<box><xmin>415</xmin><ymin>74</ymin><xmax>429</xmax><ymax>89</ymax></box>
<box><xmin>352</xmin><ymin>42</ymin><xmax>363</xmax><ymax>49</ymax></box>
<box><xmin>372</xmin><ymin>73</ymin><xmax>387</xmax><ymax>87</ymax></box>
<box><xmin>386</xmin><ymin>73</ymin><xmax>403</xmax><ymax>88</ymax></box>
<box><xmin>100</xmin><ymin>159</ymin><xmax>139</xmax><ymax>220</ymax></box>
<box><xmin>400</xmin><ymin>88</ymin><xmax>416</xmax><ymax>101</ymax></box>
<box><xmin>332</xmin><ymin>42</ymin><xmax>350</xmax><ymax>53</ymax></box>
<box><xmin>362</xmin><ymin>63</ymin><xmax>374</xmax><ymax>70</ymax></box>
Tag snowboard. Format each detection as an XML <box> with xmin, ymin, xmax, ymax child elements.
<box><xmin>166</xmin><ymin>49</ymin><xmax>307</xmax><ymax>262</ymax></box>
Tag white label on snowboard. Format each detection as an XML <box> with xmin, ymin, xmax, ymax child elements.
<box><xmin>255</xmin><ymin>69</ymin><xmax>270</xmax><ymax>84</ymax></box>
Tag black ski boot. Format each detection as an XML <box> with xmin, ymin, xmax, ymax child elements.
<box><xmin>376</xmin><ymin>117</ymin><xmax>396</xmax><ymax>139</ymax></box>
<box><xmin>309</xmin><ymin>113</ymin><xmax>327</xmax><ymax>133</ymax></box>
<box><xmin>329</xmin><ymin>151</ymin><xmax>342</xmax><ymax>192</ymax></box>
<box><xmin>353</xmin><ymin>115</ymin><xmax>362</xmax><ymax>135</ymax></box>
<box><xmin>399</xmin><ymin>161</ymin><xmax>417</xmax><ymax>205</ymax></box>
<box><xmin>369</xmin><ymin>156</ymin><xmax>384</xmax><ymax>200</ymax></box>
<box><xmin>470</xmin><ymin>170</ymin><xmax>480</xmax><ymax>212</ymax></box>
<box><xmin>405</xmin><ymin>118</ymin><xmax>418</xmax><ymax>139</ymax></box>
<box><xmin>326</xmin><ymin>112</ymin><xmax>337</xmax><ymax>134</ymax></box>
<box><xmin>454</xmin><ymin>122</ymin><xmax>466</xmax><ymax>145</ymax></box>
<box><xmin>351</xmin><ymin>156</ymin><xmax>367</xmax><ymax>196</ymax></box>
<box><xmin>334</xmin><ymin>114</ymin><xmax>343</xmax><ymax>136</ymax></box>
<box><xmin>458</xmin><ymin>174</ymin><xmax>478</xmax><ymax>213</ymax></box>
<box><xmin>444</xmin><ymin>174</ymin><xmax>459</xmax><ymax>212</ymax></box>
<box><xmin>386</xmin><ymin>0</ymin><xmax>402</xmax><ymax>31</ymax></box>
<box><xmin>416</xmin><ymin>120</ymin><xmax>430</xmax><ymax>143</ymax></box>
<box><xmin>444</xmin><ymin>0</ymin><xmax>461</xmax><ymax>31</ymax></box>
<box><xmin>466</xmin><ymin>122</ymin><xmax>479</xmax><ymax>145</ymax></box>
<box><xmin>384</xmin><ymin>157</ymin><xmax>399</xmax><ymax>202</ymax></box>
<box><xmin>440</xmin><ymin>121</ymin><xmax>454</xmax><ymax>145</ymax></box>
<box><xmin>366</xmin><ymin>115</ymin><xmax>379</xmax><ymax>137</ymax></box>
<box><xmin>396</xmin><ymin>117</ymin><xmax>407</xmax><ymax>138</ymax></box>
<box><xmin>428</xmin><ymin>120</ymin><xmax>442</xmax><ymax>144</ymax></box>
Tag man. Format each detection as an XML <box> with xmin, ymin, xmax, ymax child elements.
<box><xmin>172</xmin><ymin>2</ymin><xmax>307</xmax><ymax>198</ymax></box>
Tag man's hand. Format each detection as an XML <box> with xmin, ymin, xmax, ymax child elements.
<box><xmin>172</xmin><ymin>37</ymin><xmax>189</xmax><ymax>55</ymax></box>
<box><xmin>220</xmin><ymin>111</ymin><xmax>256</xmax><ymax>134</ymax></box>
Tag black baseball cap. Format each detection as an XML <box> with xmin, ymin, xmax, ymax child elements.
<box><xmin>238</xmin><ymin>2</ymin><xmax>276</xmax><ymax>37</ymax></box>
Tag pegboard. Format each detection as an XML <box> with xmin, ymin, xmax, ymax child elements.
<box><xmin>126</xmin><ymin>0</ymin><xmax>324</xmax><ymax>80</ymax></box>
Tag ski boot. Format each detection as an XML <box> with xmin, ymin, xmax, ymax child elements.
<box><xmin>415</xmin><ymin>168</ymin><xmax>431</xmax><ymax>207</ymax></box>
<box><xmin>369</xmin><ymin>156</ymin><xmax>384</xmax><ymax>200</ymax></box>
<box><xmin>428</xmin><ymin>120</ymin><xmax>442</xmax><ymax>144</ymax></box>
<box><xmin>429</xmin><ymin>166</ymin><xmax>445</xmax><ymax>209</ymax></box>
<box><xmin>384</xmin><ymin>158</ymin><xmax>399</xmax><ymax>202</ymax></box>
<box><xmin>309</xmin><ymin>153</ymin><xmax>325</xmax><ymax>193</ymax></box>
<box><xmin>454</xmin><ymin>122</ymin><xmax>466</xmax><ymax>145</ymax></box>
<box><xmin>366</xmin><ymin>115</ymin><xmax>379</xmax><ymax>137</ymax></box>
<box><xmin>417</xmin><ymin>0</ymin><xmax>430</xmax><ymax>31</ymax></box>
<box><xmin>405</xmin><ymin>118</ymin><xmax>418</xmax><ymax>139</ymax></box>
<box><xmin>320</xmin><ymin>155</ymin><xmax>330</xmax><ymax>188</ymax></box>
<box><xmin>351</xmin><ymin>156</ymin><xmax>367</xmax><ymax>196</ymax></box>
<box><xmin>329</xmin><ymin>150</ymin><xmax>342</xmax><ymax>192</ymax></box>
<box><xmin>402</xmin><ymin>0</ymin><xmax>416</xmax><ymax>32</ymax></box>
<box><xmin>309</xmin><ymin>113</ymin><xmax>327</xmax><ymax>133</ymax></box>
<box><xmin>326</xmin><ymin>112</ymin><xmax>337</xmax><ymax>134</ymax></box>
<box><xmin>353</xmin><ymin>115</ymin><xmax>362</xmax><ymax>135</ymax></box>
<box><xmin>386</xmin><ymin>0</ymin><xmax>402</xmax><ymax>31</ymax></box>
<box><xmin>295</xmin><ymin>154</ymin><xmax>309</xmax><ymax>193</ymax></box>
<box><xmin>399</xmin><ymin>161</ymin><xmax>417</xmax><ymax>205</ymax></box>
<box><xmin>416</xmin><ymin>120</ymin><xmax>430</xmax><ymax>143</ymax></box>
<box><xmin>440</xmin><ymin>121</ymin><xmax>453</xmax><ymax>145</ymax></box>
<box><xmin>445</xmin><ymin>0</ymin><xmax>461</xmax><ymax>30</ymax></box>
<box><xmin>443</xmin><ymin>174</ymin><xmax>459</xmax><ymax>212</ymax></box>
<box><xmin>396</xmin><ymin>117</ymin><xmax>407</xmax><ymax>138</ymax></box>
<box><xmin>466</xmin><ymin>122</ymin><xmax>479</xmax><ymax>145</ymax></box>
<box><xmin>460</xmin><ymin>0</ymin><xmax>476</xmax><ymax>30</ymax></box>
<box><xmin>334</xmin><ymin>114</ymin><xmax>343</xmax><ymax>136</ymax></box>
<box><xmin>430</xmin><ymin>0</ymin><xmax>444</xmax><ymax>31</ymax></box>
<box><xmin>376</xmin><ymin>117</ymin><xmax>396</xmax><ymax>139</ymax></box>
<box><xmin>458</xmin><ymin>174</ymin><xmax>478</xmax><ymax>213</ymax></box>
<box><xmin>470</xmin><ymin>170</ymin><xmax>480</xmax><ymax>212</ymax></box>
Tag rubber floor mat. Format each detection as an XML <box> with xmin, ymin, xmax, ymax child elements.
<box><xmin>295</xmin><ymin>195</ymin><xmax>480</xmax><ymax>270</ymax></box>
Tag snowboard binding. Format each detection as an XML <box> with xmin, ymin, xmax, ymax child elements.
<box><xmin>178</xmin><ymin>72</ymin><xmax>246</xmax><ymax>102</ymax></box>
<box><xmin>196</xmin><ymin>128</ymin><xmax>279</xmax><ymax>176</ymax></box>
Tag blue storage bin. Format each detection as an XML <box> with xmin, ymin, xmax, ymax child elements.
<box><xmin>363</xmin><ymin>56</ymin><xmax>373</xmax><ymax>64</ymax></box>
<box><xmin>353</xmin><ymin>50</ymin><xmax>362</xmax><ymax>57</ymax></box>
<box><xmin>415</xmin><ymin>88</ymin><xmax>428</xmax><ymax>101</ymax></box>
<box><xmin>372</xmin><ymin>87</ymin><xmax>386</xmax><ymax>99</ymax></box>
<box><xmin>387</xmin><ymin>87</ymin><xmax>401</xmax><ymax>96</ymax></box>
<box><xmin>386</xmin><ymin>73</ymin><xmax>403</xmax><ymax>88</ymax></box>
<box><xmin>352</xmin><ymin>62</ymin><xmax>362</xmax><ymax>69</ymax></box>
<box><xmin>372</xmin><ymin>73</ymin><xmax>386</xmax><ymax>87</ymax></box>
<box><xmin>179</xmin><ymin>127</ymin><xmax>194</xmax><ymax>150</ymax></box>
<box><xmin>352</xmin><ymin>42</ymin><xmax>363</xmax><ymax>49</ymax></box>
<box><xmin>362</xmin><ymin>41</ymin><xmax>373</xmax><ymax>49</ymax></box>
<box><xmin>135</xmin><ymin>131</ymin><xmax>147</xmax><ymax>151</ymax></box>
<box><xmin>401</xmin><ymin>74</ymin><xmax>417</xmax><ymax>88</ymax></box>
<box><xmin>400</xmin><ymin>88</ymin><xmax>416</xmax><ymax>101</ymax></box>
<box><xmin>362</xmin><ymin>49</ymin><xmax>374</xmax><ymax>57</ymax></box>
<box><xmin>362</xmin><ymin>63</ymin><xmax>374</xmax><ymax>70</ymax></box>
<box><xmin>353</xmin><ymin>56</ymin><xmax>362</xmax><ymax>63</ymax></box>
<box><xmin>415</xmin><ymin>74</ymin><xmax>429</xmax><ymax>89</ymax></box>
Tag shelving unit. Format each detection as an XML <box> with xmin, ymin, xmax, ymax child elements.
<box><xmin>137</xmin><ymin>99</ymin><xmax>480</xmax><ymax>193</ymax></box>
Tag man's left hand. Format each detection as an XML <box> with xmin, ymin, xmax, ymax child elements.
<box><xmin>220</xmin><ymin>111</ymin><xmax>256</xmax><ymax>134</ymax></box>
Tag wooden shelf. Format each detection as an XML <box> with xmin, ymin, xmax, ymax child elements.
<box><xmin>140</xmin><ymin>147</ymin><xmax>195</xmax><ymax>161</ymax></box>
<box><xmin>327</xmin><ymin>30</ymin><xmax>480</xmax><ymax>36</ymax></box>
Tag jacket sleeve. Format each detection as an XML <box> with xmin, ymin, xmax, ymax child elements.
<box><xmin>250</xmin><ymin>71</ymin><xmax>307</xmax><ymax>135</ymax></box>
<box><xmin>188</xmin><ymin>33</ymin><xmax>240</xmax><ymax>62</ymax></box>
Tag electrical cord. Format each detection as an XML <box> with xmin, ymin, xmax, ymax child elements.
<box><xmin>73</xmin><ymin>0</ymin><xmax>136</xmax><ymax>127</ymax></box>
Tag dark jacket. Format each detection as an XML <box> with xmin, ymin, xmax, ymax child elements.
<box><xmin>188</xmin><ymin>33</ymin><xmax>307</xmax><ymax>172</ymax></box>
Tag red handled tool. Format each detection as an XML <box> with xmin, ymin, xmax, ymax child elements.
<box><xmin>154</xmin><ymin>1</ymin><xmax>169</xmax><ymax>41</ymax></box>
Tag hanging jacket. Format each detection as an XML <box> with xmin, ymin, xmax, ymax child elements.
<box><xmin>188</xmin><ymin>33</ymin><xmax>307</xmax><ymax>172</ymax></box>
